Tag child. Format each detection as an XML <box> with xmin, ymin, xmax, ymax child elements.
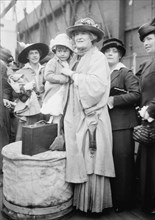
<box><xmin>41</xmin><ymin>33</ymin><xmax>73</xmax><ymax>130</ymax></box>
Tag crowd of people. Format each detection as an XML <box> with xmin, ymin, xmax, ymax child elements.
<box><xmin>0</xmin><ymin>16</ymin><xmax>155</xmax><ymax>215</ymax></box>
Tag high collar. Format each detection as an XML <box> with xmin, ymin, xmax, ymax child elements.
<box><xmin>110</xmin><ymin>62</ymin><xmax>126</xmax><ymax>74</ymax></box>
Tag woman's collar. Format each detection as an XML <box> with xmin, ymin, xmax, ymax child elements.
<box><xmin>23</xmin><ymin>62</ymin><xmax>43</xmax><ymax>70</ymax></box>
<box><xmin>110</xmin><ymin>62</ymin><xmax>126</xmax><ymax>74</ymax></box>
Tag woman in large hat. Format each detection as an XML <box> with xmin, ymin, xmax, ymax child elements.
<box><xmin>8</xmin><ymin>42</ymin><xmax>49</xmax><ymax>141</ymax></box>
<box><xmin>101</xmin><ymin>38</ymin><xmax>140</xmax><ymax>212</ymax></box>
<box><xmin>61</xmin><ymin>17</ymin><xmax>115</xmax><ymax>213</ymax></box>
<box><xmin>136</xmin><ymin>18</ymin><xmax>155</xmax><ymax>215</ymax></box>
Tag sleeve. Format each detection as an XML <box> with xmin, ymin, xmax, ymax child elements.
<box><xmin>147</xmin><ymin>99</ymin><xmax>155</xmax><ymax>119</ymax></box>
<box><xmin>73</xmin><ymin>53</ymin><xmax>110</xmax><ymax>109</ymax></box>
<box><xmin>1</xmin><ymin>63</ymin><xmax>13</xmax><ymax>100</ymax></box>
<box><xmin>44</xmin><ymin>58</ymin><xmax>69</xmax><ymax>84</ymax></box>
<box><xmin>7</xmin><ymin>69</ymin><xmax>24</xmax><ymax>93</ymax></box>
<box><xmin>113</xmin><ymin>69</ymin><xmax>140</xmax><ymax>107</ymax></box>
<box><xmin>2</xmin><ymin>77</ymin><xmax>13</xmax><ymax>100</ymax></box>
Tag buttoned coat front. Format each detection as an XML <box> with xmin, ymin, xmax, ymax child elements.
<box><xmin>109</xmin><ymin>67</ymin><xmax>140</xmax><ymax>130</ymax></box>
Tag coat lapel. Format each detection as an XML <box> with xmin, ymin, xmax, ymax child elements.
<box><xmin>111</xmin><ymin>70</ymin><xmax>121</xmax><ymax>84</ymax></box>
<box><xmin>142</xmin><ymin>59</ymin><xmax>154</xmax><ymax>77</ymax></box>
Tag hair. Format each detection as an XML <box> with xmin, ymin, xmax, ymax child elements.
<box><xmin>54</xmin><ymin>45</ymin><xmax>73</xmax><ymax>57</ymax></box>
<box><xmin>104</xmin><ymin>47</ymin><xmax>123</xmax><ymax>61</ymax></box>
<box><xmin>27</xmin><ymin>48</ymin><xmax>42</xmax><ymax>59</ymax></box>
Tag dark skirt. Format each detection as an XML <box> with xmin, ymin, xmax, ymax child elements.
<box><xmin>138</xmin><ymin>142</ymin><xmax>155</xmax><ymax>210</ymax></box>
<box><xmin>111</xmin><ymin>128</ymin><xmax>136</xmax><ymax>209</ymax></box>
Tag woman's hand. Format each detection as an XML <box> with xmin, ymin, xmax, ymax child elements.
<box><xmin>3</xmin><ymin>99</ymin><xmax>11</xmax><ymax>108</ymax></box>
<box><xmin>24</xmin><ymin>81</ymin><xmax>35</xmax><ymax>91</ymax></box>
<box><xmin>139</xmin><ymin>106</ymin><xmax>154</xmax><ymax>122</ymax></box>
<box><xmin>107</xmin><ymin>96</ymin><xmax>114</xmax><ymax>109</ymax></box>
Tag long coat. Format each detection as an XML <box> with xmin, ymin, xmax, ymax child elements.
<box><xmin>136</xmin><ymin>58</ymin><xmax>155</xmax><ymax>210</ymax></box>
<box><xmin>64</xmin><ymin>46</ymin><xmax>115</xmax><ymax>183</ymax></box>
<box><xmin>0</xmin><ymin>60</ymin><xmax>13</xmax><ymax>169</ymax></box>
<box><xmin>42</xmin><ymin>55</ymin><xmax>69</xmax><ymax>111</ymax></box>
<box><xmin>108</xmin><ymin>66</ymin><xmax>140</xmax><ymax>208</ymax></box>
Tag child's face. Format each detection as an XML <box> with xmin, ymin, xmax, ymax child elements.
<box><xmin>55</xmin><ymin>46</ymin><xmax>70</xmax><ymax>61</ymax></box>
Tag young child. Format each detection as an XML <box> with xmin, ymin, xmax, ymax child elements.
<box><xmin>41</xmin><ymin>33</ymin><xmax>73</xmax><ymax>130</ymax></box>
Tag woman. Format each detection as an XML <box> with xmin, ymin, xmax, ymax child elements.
<box><xmin>0</xmin><ymin>48</ymin><xmax>14</xmax><ymax>175</ymax></box>
<box><xmin>136</xmin><ymin>18</ymin><xmax>155</xmax><ymax>214</ymax></box>
<box><xmin>8</xmin><ymin>43</ymin><xmax>49</xmax><ymax>141</ymax></box>
<box><xmin>101</xmin><ymin>38</ymin><xmax>140</xmax><ymax>212</ymax></box>
<box><xmin>61</xmin><ymin>17</ymin><xmax>115</xmax><ymax>213</ymax></box>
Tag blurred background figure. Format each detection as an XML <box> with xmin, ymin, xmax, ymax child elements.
<box><xmin>0</xmin><ymin>46</ymin><xmax>16</xmax><ymax>175</ymax></box>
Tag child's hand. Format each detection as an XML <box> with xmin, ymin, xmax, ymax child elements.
<box><xmin>61</xmin><ymin>68</ymin><xmax>73</xmax><ymax>77</ymax></box>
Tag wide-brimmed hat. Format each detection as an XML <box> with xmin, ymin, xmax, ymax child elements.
<box><xmin>66</xmin><ymin>17</ymin><xmax>104</xmax><ymax>42</ymax></box>
<box><xmin>18</xmin><ymin>43</ymin><xmax>49</xmax><ymax>64</ymax></box>
<box><xmin>50</xmin><ymin>33</ymin><xmax>73</xmax><ymax>52</ymax></box>
<box><xmin>101</xmin><ymin>38</ymin><xmax>126</xmax><ymax>57</ymax></box>
<box><xmin>138</xmin><ymin>18</ymin><xmax>155</xmax><ymax>41</ymax></box>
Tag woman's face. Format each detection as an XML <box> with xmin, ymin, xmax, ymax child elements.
<box><xmin>104</xmin><ymin>47</ymin><xmax>121</xmax><ymax>66</ymax></box>
<box><xmin>27</xmin><ymin>50</ymin><xmax>40</xmax><ymax>64</ymax></box>
<box><xmin>143</xmin><ymin>33</ymin><xmax>155</xmax><ymax>54</ymax></box>
<box><xmin>74</xmin><ymin>31</ymin><xmax>92</xmax><ymax>50</ymax></box>
<box><xmin>55</xmin><ymin>45</ymin><xmax>70</xmax><ymax>61</ymax></box>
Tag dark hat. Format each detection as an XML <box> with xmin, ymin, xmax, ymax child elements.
<box><xmin>138</xmin><ymin>18</ymin><xmax>155</xmax><ymax>41</ymax></box>
<box><xmin>101</xmin><ymin>38</ymin><xmax>126</xmax><ymax>57</ymax></box>
<box><xmin>18</xmin><ymin>43</ymin><xmax>49</xmax><ymax>64</ymax></box>
<box><xmin>0</xmin><ymin>47</ymin><xmax>14</xmax><ymax>64</ymax></box>
<box><xmin>66</xmin><ymin>17</ymin><xmax>104</xmax><ymax>42</ymax></box>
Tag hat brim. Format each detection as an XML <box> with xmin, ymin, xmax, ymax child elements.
<box><xmin>52</xmin><ymin>43</ymin><xmax>73</xmax><ymax>53</ymax></box>
<box><xmin>138</xmin><ymin>25</ymin><xmax>155</xmax><ymax>41</ymax></box>
<box><xmin>101</xmin><ymin>42</ymin><xmax>126</xmax><ymax>57</ymax></box>
<box><xmin>66</xmin><ymin>25</ymin><xmax>104</xmax><ymax>42</ymax></box>
<box><xmin>18</xmin><ymin>43</ymin><xmax>49</xmax><ymax>64</ymax></box>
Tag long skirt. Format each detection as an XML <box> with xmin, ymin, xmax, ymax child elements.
<box><xmin>138</xmin><ymin>142</ymin><xmax>155</xmax><ymax>210</ymax></box>
<box><xmin>73</xmin><ymin>174</ymin><xmax>112</xmax><ymax>213</ymax></box>
<box><xmin>111</xmin><ymin>129</ymin><xmax>136</xmax><ymax>209</ymax></box>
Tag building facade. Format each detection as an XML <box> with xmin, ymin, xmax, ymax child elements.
<box><xmin>17</xmin><ymin>0</ymin><xmax>155</xmax><ymax>72</ymax></box>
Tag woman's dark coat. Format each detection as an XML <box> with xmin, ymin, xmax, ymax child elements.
<box><xmin>110</xmin><ymin>67</ymin><xmax>140</xmax><ymax>130</ymax></box>
<box><xmin>109</xmin><ymin>67</ymin><xmax>140</xmax><ymax>209</ymax></box>
<box><xmin>136</xmin><ymin>59</ymin><xmax>155</xmax><ymax>211</ymax></box>
<box><xmin>0</xmin><ymin>60</ymin><xmax>13</xmax><ymax>170</ymax></box>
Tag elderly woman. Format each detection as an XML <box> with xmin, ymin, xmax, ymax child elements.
<box><xmin>101</xmin><ymin>38</ymin><xmax>140</xmax><ymax>212</ymax></box>
<box><xmin>136</xmin><ymin>18</ymin><xmax>155</xmax><ymax>215</ymax></box>
<box><xmin>8</xmin><ymin>43</ymin><xmax>49</xmax><ymax>141</ymax></box>
<box><xmin>61</xmin><ymin>17</ymin><xmax>115</xmax><ymax>213</ymax></box>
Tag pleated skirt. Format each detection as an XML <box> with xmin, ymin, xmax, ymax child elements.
<box><xmin>73</xmin><ymin>174</ymin><xmax>112</xmax><ymax>213</ymax></box>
